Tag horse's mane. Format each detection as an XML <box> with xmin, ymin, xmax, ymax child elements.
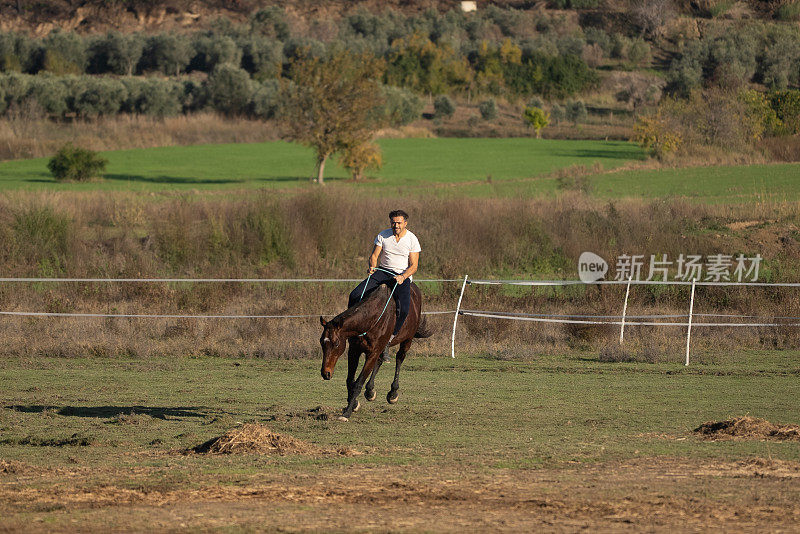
<box><xmin>330</xmin><ymin>284</ymin><xmax>390</xmax><ymax>328</ymax></box>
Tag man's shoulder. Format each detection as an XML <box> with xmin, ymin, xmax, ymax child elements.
<box><xmin>376</xmin><ymin>228</ymin><xmax>393</xmax><ymax>240</ymax></box>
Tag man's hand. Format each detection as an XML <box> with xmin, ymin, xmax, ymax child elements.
<box><xmin>368</xmin><ymin>266</ymin><xmax>376</xmax><ymax>274</ymax></box>
<box><xmin>394</xmin><ymin>274</ymin><xmax>405</xmax><ymax>285</ymax></box>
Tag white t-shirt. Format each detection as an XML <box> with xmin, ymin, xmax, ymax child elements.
<box><xmin>375</xmin><ymin>229</ymin><xmax>421</xmax><ymax>279</ymax></box>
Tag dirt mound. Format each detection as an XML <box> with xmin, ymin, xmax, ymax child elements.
<box><xmin>193</xmin><ymin>423</ymin><xmax>319</xmax><ymax>455</ymax></box>
<box><xmin>694</xmin><ymin>417</ymin><xmax>800</xmax><ymax>441</ymax></box>
<box><xmin>0</xmin><ymin>460</ymin><xmax>20</xmax><ymax>474</ymax></box>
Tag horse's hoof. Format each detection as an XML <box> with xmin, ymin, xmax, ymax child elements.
<box><xmin>337</xmin><ymin>416</ymin><xmax>349</xmax><ymax>422</ymax></box>
<box><xmin>387</xmin><ymin>392</ymin><xmax>399</xmax><ymax>404</ymax></box>
<box><xmin>353</xmin><ymin>399</ymin><xmax>361</xmax><ymax>412</ymax></box>
<box><xmin>365</xmin><ymin>389</ymin><xmax>376</xmax><ymax>401</ymax></box>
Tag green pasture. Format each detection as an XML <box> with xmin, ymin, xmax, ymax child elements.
<box><xmin>0</xmin><ymin>138</ymin><xmax>641</xmax><ymax>192</ymax></box>
<box><xmin>446</xmin><ymin>162</ymin><xmax>800</xmax><ymax>203</ymax></box>
<box><xmin>2</xmin><ymin>138</ymin><xmax>799</xmax><ymax>203</ymax></box>
<box><xmin>1</xmin><ymin>351</ymin><xmax>798</xmax><ymax>474</ymax></box>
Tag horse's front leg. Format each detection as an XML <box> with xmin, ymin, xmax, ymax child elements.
<box><xmin>364</xmin><ymin>354</ymin><xmax>384</xmax><ymax>402</ymax></box>
<box><xmin>340</xmin><ymin>351</ymin><xmax>381</xmax><ymax>421</ymax></box>
<box><xmin>345</xmin><ymin>342</ymin><xmax>361</xmax><ymax>412</ymax></box>
<box><xmin>387</xmin><ymin>339</ymin><xmax>412</xmax><ymax>404</ymax></box>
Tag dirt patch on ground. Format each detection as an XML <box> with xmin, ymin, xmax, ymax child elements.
<box><xmin>694</xmin><ymin>416</ymin><xmax>800</xmax><ymax>441</ymax></box>
<box><xmin>191</xmin><ymin>423</ymin><xmax>358</xmax><ymax>456</ymax></box>
<box><xmin>1</xmin><ymin>457</ymin><xmax>799</xmax><ymax>531</ymax></box>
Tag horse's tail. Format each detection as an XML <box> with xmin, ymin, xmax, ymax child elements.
<box><xmin>414</xmin><ymin>314</ymin><xmax>433</xmax><ymax>338</ymax></box>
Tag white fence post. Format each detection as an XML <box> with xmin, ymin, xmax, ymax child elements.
<box><xmin>685</xmin><ymin>279</ymin><xmax>696</xmax><ymax>366</ymax></box>
<box><xmin>451</xmin><ymin>275</ymin><xmax>469</xmax><ymax>359</ymax></box>
<box><xmin>619</xmin><ymin>276</ymin><xmax>632</xmax><ymax>345</ymax></box>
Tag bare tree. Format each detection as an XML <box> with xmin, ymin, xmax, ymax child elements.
<box><xmin>629</xmin><ymin>0</ymin><xmax>677</xmax><ymax>39</ymax></box>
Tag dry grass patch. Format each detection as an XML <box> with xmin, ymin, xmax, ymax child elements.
<box><xmin>694</xmin><ymin>416</ymin><xmax>800</xmax><ymax>441</ymax></box>
<box><xmin>192</xmin><ymin>422</ymin><xmax>360</xmax><ymax>456</ymax></box>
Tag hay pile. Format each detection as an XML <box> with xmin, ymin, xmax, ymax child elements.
<box><xmin>694</xmin><ymin>417</ymin><xmax>800</xmax><ymax>441</ymax></box>
<box><xmin>193</xmin><ymin>423</ymin><xmax>320</xmax><ymax>455</ymax></box>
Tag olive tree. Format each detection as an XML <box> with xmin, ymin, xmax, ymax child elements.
<box><xmin>278</xmin><ymin>50</ymin><xmax>386</xmax><ymax>184</ymax></box>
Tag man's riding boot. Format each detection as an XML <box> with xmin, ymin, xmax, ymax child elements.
<box><xmin>380</xmin><ymin>349</ymin><xmax>390</xmax><ymax>362</ymax></box>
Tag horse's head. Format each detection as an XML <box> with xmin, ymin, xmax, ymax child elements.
<box><xmin>319</xmin><ymin>316</ymin><xmax>346</xmax><ymax>380</ymax></box>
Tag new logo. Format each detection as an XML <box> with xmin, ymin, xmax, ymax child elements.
<box><xmin>578</xmin><ymin>251</ymin><xmax>608</xmax><ymax>283</ymax></box>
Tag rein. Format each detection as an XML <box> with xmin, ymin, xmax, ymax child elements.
<box><xmin>357</xmin><ymin>267</ymin><xmax>399</xmax><ymax>337</ymax></box>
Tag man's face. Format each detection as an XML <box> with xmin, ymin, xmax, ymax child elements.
<box><xmin>390</xmin><ymin>216</ymin><xmax>407</xmax><ymax>236</ymax></box>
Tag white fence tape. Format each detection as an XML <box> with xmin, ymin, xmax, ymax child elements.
<box><xmin>459</xmin><ymin>310</ymin><xmax>800</xmax><ymax>328</ymax></box>
<box><xmin>468</xmin><ymin>279</ymin><xmax>800</xmax><ymax>287</ymax></box>
<box><xmin>0</xmin><ymin>277</ymin><xmax>460</xmax><ymax>283</ymax></box>
<box><xmin>4</xmin><ymin>276</ymin><xmax>800</xmax><ymax>364</ymax></box>
<box><xmin>0</xmin><ymin>310</ymin><xmax>456</xmax><ymax>320</ymax></box>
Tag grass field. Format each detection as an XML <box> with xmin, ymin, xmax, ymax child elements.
<box><xmin>2</xmin><ymin>136</ymin><xmax>800</xmax><ymax>531</ymax></box>
<box><xmin>1</xmin><ymin>351</ymin><xmax>799</xmax><ymax>530</ymax></box>
<box><xmin>0</xmin><ymin>138</ymin><xmax>642</xmax><ymax>191</ymax></box>
<box><xmin>3</xmin><ymin>138</ymin><xmax>800</xmax><ymax>205</ymax></box>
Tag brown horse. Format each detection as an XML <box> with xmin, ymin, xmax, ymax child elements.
<box><xmin>319</xmin><ymin>282</ymin><xmax>431</xmax><ymax>421</ymax></box>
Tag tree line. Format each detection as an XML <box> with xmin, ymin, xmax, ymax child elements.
<box><xmin>0</xmin><ymin>6</ymin><xmax>601</xmax><ymax>102</ymax></box>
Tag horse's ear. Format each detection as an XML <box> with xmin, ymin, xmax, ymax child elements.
<box><xmin>319</xmin><ymin>316</ymin><xmax>327</xmax><ymax>327</ymax></box>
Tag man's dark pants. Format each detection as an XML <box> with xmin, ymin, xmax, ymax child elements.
<box><xmin>348</xmin><ymin>269</ymin><xmax>411</xmax><ymax>336</ymax></box>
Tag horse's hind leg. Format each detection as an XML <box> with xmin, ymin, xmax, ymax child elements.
<box><xmin>345</xmin><ymin>343</ymin><xmax>361</xmax><ymax>413</ymax></box>
<box><xmin>387</xmin><ymin>339</ymin><xmax>412</xmax><ymax>404</ymax></box>
<box><xmin>364</xmin><ymin>357</ymin><xmax>383</xmax><ymax>401</ymax></box>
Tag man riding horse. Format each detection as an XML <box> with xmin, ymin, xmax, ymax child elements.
<box><xmin>320</xmin><ymin>209</ymin><xmax>429</xmax><ymax>421</ymax></box>
<box><xmin>348</xmin><ymin>209</ymin><xmax>421</xmax><ymax>361</ymax></box>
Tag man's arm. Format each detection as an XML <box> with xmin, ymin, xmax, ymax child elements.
<box><xmin>395</xmin><ymin>251</ymin><xmax>419</xmax><ymax>284</ymax></box>
<box><xmin>368</xmin><ymin>244</ymin><xmax>382</xmax><ymax>274</ymax></box>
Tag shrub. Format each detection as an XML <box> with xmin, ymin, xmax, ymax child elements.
<box><xmin>12</xmin><ymin>204</ymin><xmax>70</xmax><ymax>267</ymax></box>
<box><xmin>584</xmin><ymin>28</ymin><xmax>612</xmax><ymax>55</ymax></box>
<box><xmin>610</xmin><ymin>34</ymin><xmax>631</xmax><ymax>59</ymax></box>
<box><xmin>26</xmin><ymin>75</ymin><xmax>68</xmax><ymax>117</ymax></box>
<box><xmin>527</xmin><ymin>96</ymin><xmax>544</xmax><ymax>109</ymax></box>
<box><xmin>556</xmin><ymin>35</ymin><xmax>586</xmax><ymax>57</ymax></box>
<box><xmin>0</xmin><ymin>32</ymin><xmax>36</xmax><ymax>73</ymax></box>
<box><xmin>479</xmin><ymin>98</ymin><xmax>498</xmax><ymax>120</ymax></box>
<box><xmin>741</xmin><ymin>89</ymin><xmax>782</xmax><ymax>137</ymax></box>
<box><xmin>250</xmin><ymin>7</ymin><xmax>291</xmax><ymax>40</ymax></box>
<box><xmin>768</xmin><ymin>89</ymin><xmax>800</xmax><ymax>134</ymax></box>
<box><xmin>180</xmin><ymin>79</ymin><xmax>207</xmax><ymax>113</ymax></box>
<box><xmin>758</xmin><ymin>27</ymin><xmax>800</xmax><ymax>90</ymax></box>
<box><xmin>206</xmin><ymin>64</ymin><xmax>253</xmax><ymax>116</ymax></box>
<box><xmin>627</xmin><ymin>38</ymin><xmax>651</xmax><ymax>66</ymax></box>
<box><xmin>41</xmin><ymin>29</ymin><xmax>87</xmax><ymax>74</ymax></box>
<box><xmin>250</xmin><ymin>79</ymin><xmax>281</xmax><ymax>119</ymax></box>
<box><xmin>634</xmin><ymin>89</ymin><xmax>763</xmax><ymax>158</ymax></box>
<box><xmin>776</xmin><ymin>1</ymin><xmax>800</xmax><ymax>20</ymax></box>
<box><xmin>550</xmin><ymin>103</ymin><xmax>565</xmax><ymax>124</ymax></box>
<box><xmin>142</xmin><ymin>34</ymin><xmax>193</xmax><ymax>76</ymax></box>
<box><xmin>380</xmin><ymin>85</ymin><xmax>424</xmax><ymax>126</ymax></box>
<box><xmin>121</xmin><ymin>77</ymin><xmax>182</xmax><ymax>117</ymax></box>
<box><xmin>0</xmin><ymin>72</ymin><xmax>30</xmax><ymax>105</ymax></box>
<box><xmin>47</xmin><ymin>143</ymin><xmax>107</xmax><ymax>182</ymax></box>
<box><xmin>239</xmin><ymin>35</ymin><xmax>283</xmax><ymax>80</ymax></box>
<box><xmin>582</xmin><ymin>43</ymin><xmax>604</xmax><ymax>68</ymax></box>
<box><xmin>69</xmin><ymin>77</ymin><xmax>127</xmax><ymax>118</ymax></box>
<box><xmin>433</xmin><ymin>94</ymin><xmax>456</xmax><ymax>118</ymax></box>
<box><xmin>340</xmin><ymin>141</ymin><xmax>383</xmax><ymax>181</ymax></box>
<box><xmin>191</xmin><ymin>34</ymin><xmax>242</xmax><ymax>72</ymax></box>
<box><xmin>88</xmin><ymin>31</ymin><xmax>144</xmax><ymax>75</ymax></box>
<box><xmin>523</xmin><ymin>106</ymin><xmax>549</xmax><ymax>137</ymax></box>
<box><xmin>566</xmin><ymin>100</ymin><xmax>588</xmax><ymax>123</ymax></box>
